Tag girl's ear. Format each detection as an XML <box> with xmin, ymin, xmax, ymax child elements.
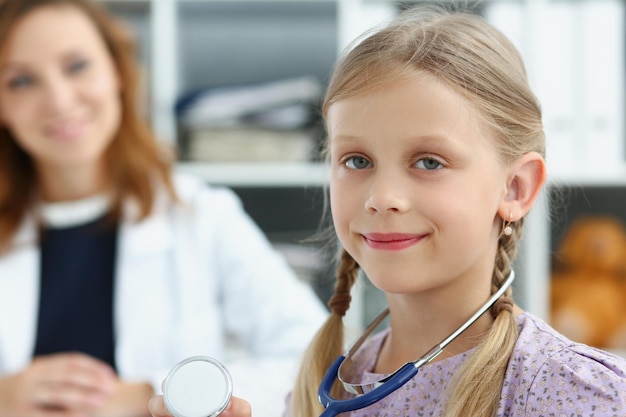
<box><xmin>498</xmin><ymin>151</ymin><xmax>547</xmax><ymax>222</ymax></box>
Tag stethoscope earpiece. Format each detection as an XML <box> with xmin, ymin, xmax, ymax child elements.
<box><xmin>163</xmin><ymin>356</ymin><xmax>233</xmax><ymax>417</ymax></box>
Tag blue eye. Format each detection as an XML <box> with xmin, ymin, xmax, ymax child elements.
<box><xmin>67</xmin><ymin>59</ymin><xmax>88</xmax><ymax>74</ymax></box>
<box><xmin>416</xmin><ymin>158</ymin><xmax>442</xmax><ymax>170</ymax></box>
<box><xmin>7</xmin><ymin>75</ymin><xmax>34</xmax><ymax>90</ymax></box>
<box><xmin>345</xmin><ymin>156</ymin><xmax>372</xmax><ymax>170</ymax></box>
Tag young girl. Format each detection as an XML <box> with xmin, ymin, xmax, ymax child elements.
<box><xmin>149</xmin><ymin>5</ymin><xmax>626</xmax><ymax>417</ymax></box>
<box><xmin>288</xmin><ymin>5</ymin><xmax>626</xmax><ymax>417</ymax></box>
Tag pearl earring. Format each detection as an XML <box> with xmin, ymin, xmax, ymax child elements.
<box><xmin>503</xmin><ymin>212</ymin><xmax>513</xmax><ymax>236</ymax></box>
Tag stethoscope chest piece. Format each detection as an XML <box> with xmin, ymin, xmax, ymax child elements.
<box><xmin>163</xmin><ymin>356</ymin><xmax>233</xmax><ymax>417</ymax></box>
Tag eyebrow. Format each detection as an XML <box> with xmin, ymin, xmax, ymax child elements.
<box><xmin>331</xmin><ymin>133</ymin><xmax>452</xmax><ymax>144</ymax></box>
<box><xmin>410</xmin><ymin>134</ymin><xmax>451</xmax><ymax>144</ymax></box>
<box><xmin>0</xmin><ymin>48</ymin><xmax>90</xmax><ymax>75</ymax></box>
<box><xmin>330</xmin><ymin>134</ymin><xmax>360</xmax><ymax>143</ymax></box>
<box><xmin>0</xmin><ymin>62</ymin><xmax>27</xmax><ymax>74</ymax></box>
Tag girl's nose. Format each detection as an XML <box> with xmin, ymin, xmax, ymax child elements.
<box><xmin>364</xmin><ymin>174</ymin><xmax>411</xmax><ymax>214</ymax></box>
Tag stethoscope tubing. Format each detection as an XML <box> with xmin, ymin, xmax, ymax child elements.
<box><xmin>317</xmin><ymin>271</ymin><xmax>515</xmax><ymax>417</ymax></box>
<box><xmin>318</xmin><ymin>357</ymin><xmax>418</xmax><ymax>417</ymax></box>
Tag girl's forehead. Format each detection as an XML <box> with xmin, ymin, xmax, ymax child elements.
<box><xmin>327</xmin><ymin>73</ymin><xmax>479</xmax><ymax>128</ymax></box>
<box><xmin>327</xmin><ymin>69</ymin><xmax>477</xmax><ymax>118</ymax></box>
<box><xmin>325</xmin><ymin>72</ymin><xmax>501</xmax><ymax>159</ymax></box>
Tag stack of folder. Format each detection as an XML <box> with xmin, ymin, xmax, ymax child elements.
<box><xmin>176</xmin><ymin>76</ymin><xmax>324</xmax><ymax>162</ymax></box>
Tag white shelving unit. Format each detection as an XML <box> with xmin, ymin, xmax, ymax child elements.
<box><xmin>103</xmin><ymin>0</ymin><xmax>626</xmax><ymax>330</ymax></box>
<box><xmin>176</xmin><ymin>161</ymin><xmax>328</xmax><ymax>187</ymax></box>
<box><xmin>104</xmin><ymin>0</ymin><xmax>396</xmax><ymax>185</ymax></box>
<box><xmin>487</xmin><ymin>0</ymin><xmax>626</xmax><ymax>321</ymax></box>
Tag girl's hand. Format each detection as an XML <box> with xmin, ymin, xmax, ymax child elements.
<box><xmin>0</xmin><ymin>352</ymin><xmax>117</xmax><ymax>417</ymax></box>
<box><xmin>148</xmin><ymin>395</ymin><xmax>251</xmax><ymax>417</ymax></box>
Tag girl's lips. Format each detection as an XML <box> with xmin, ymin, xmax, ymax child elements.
<box><xmin>362</xmin><ymin>233</ymin><xmax>425</xmax><ymax>250</ymax></box>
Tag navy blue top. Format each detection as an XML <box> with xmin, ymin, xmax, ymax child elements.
<box><xmin>34</xmin><ymin>215</ymin><xmax>118</xmax><ymax>371</ymax></box>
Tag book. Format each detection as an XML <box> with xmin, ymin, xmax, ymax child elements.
<box><xmin>186</xmin><ymin>126</ymin><xmax>318</xmax><ymax>162</ymax></box>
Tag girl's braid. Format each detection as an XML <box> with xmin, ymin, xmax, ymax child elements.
<box><xmin>491</xmin><ymin>218</ymin><xmax>524</xmax><ymax>316</ymax></box>
<box><xmin>327</xmin><ymin>248</ymin><xmax>359</xmax><ymax>317</ymax></box>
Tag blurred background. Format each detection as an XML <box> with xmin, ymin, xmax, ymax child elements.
<box><xmin>103</xmin><ymin>0</ymin><xmax>626</xmax><ymax>355</ymax></box>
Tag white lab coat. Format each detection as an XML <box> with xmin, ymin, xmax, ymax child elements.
<box><xmin>0</xmin><ymin>173</ymin><xmax>328</xmax><ymax>412</ymax></box>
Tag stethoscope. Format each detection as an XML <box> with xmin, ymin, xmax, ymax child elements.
<box><xmin>163</xmin><ymin>356</ymin><xmax>233</xmax><ymax>417</ymax></box>
<box><xmin>317</xmin><ymin>270</ymin><xmax>515</xmax><ymax>417</ymax></box>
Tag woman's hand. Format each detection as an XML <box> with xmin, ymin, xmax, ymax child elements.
<box><xmin>0</xmin><ymin>352</ymin><xmax>117</xmax><ymax>417</ymax></box>
<box><xmin>148</xmin><ymin>395</ymin><xmax>251</xmax><ymax>417</ymax></box>
<box><xmin>92</xmin><ymin>381</ymin><xmax>154</xmax><ymax>417</ymax></box>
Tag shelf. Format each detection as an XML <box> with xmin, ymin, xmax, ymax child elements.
<box><xmin>176</xmin><ymin>162</ymin><xmax>328</xmax><ymax>187</ymax></box>
<box><xmin>548</xmin><ymin>168</ymin><xmax>626</xmax><ymax>187</ymax></box>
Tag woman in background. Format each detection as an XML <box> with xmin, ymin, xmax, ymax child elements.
<box><xmin>0</xmin><ymin>1</ymin><xmax>327</xmax><ymax>416</ymax></box>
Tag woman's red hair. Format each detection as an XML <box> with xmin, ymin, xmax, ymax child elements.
<box><xmin>0</xmin><ymin>0</ymin><xmax>177</xmax><ymax>252</ymax></box>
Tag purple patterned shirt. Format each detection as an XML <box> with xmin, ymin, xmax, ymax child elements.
<box><xmin>284</xmin><ymin>313</ymin><xmax>626</xmax><ymax>417</ymax></box>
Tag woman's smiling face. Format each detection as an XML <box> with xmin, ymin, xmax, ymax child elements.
<box><xmin>0</xmin><ymin>4</ymin><xmax>121</xmax><ymax>174</ymax></box>
<box><xmin>327</xmin><ymin>71</ymin><xmax>509</xmax><ymax>297</ymax></box>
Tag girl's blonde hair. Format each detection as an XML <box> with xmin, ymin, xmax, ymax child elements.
<box><xmin>292</xmin><ymin>6</ymin><xmax>544</xmax><ymax>417</ymax></box>
<box><xmin>0</xmin><ymin>0</ymin><xmax>177</xmax><ymax>252</ymax></box>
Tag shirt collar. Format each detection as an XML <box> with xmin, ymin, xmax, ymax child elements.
<box><xmin>38</xmin><ymin>193</ymin><xmax>111</xmax><ymax>228</ymax></box>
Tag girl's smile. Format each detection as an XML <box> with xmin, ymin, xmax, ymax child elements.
<box><xmin>361</xmin><ymin>232</ymin><xmax>427</xmax><ymax>251</ymax></box>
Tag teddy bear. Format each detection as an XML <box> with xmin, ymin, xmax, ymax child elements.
<box><xmin>550</xmin><ymin>215</ymin><xmax>626</xmax><ymax>349</ymax></box>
